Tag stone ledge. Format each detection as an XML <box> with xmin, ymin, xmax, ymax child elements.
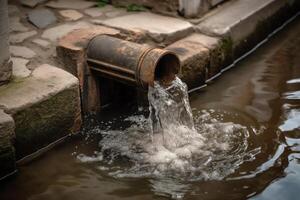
<box><xmin>196</xmin><ymin>0</ymin><xmax>300</xmax><ymax>59</ymax></box>
<box><xmin>0</xmin><ymin>64</ymin><xmax>81</xmax><ymax>159</ymax></box>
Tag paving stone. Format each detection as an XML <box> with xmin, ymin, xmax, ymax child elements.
<box><xmin>9</xmin><ymin>16</ymin><xmax>29</xmax><ymax>33</ymax></box>
<box><xmin>46</xmin><ymin>0</ymin><xmax>97</xmax><ymax>10</ymax></box>
<box><xmin>10</xmin><ymin>45</ymin><xmax>36</xmax><ymax>59</ymax></box>
<box><xmin>32</xmin><ymin>38</ymin><xmax>50</xmax><ymax>48</ymax></box>
<box><xmin>10</xmin><ymin>30</ymin><xmax>37</xmax><ymax>44</ymax></box>
<box><xmin>0</xmin><ymin>64</ymin><xmax>81</xmax><ymax>159</ymax></box>
<box><xmin>20</xmin><ymin>0</ymin><xmax>48</xmax><ymax>8</ymax></box>
<box><xmin>166</xmin><ymin>35</ymin><xmax>210</xmax><ymax>88</ymax></box>
<box><xmin>28</xmin><ymin>8</ymin><xmax>57</xmax><ymax>29</ymax></box>
<box><xmin>8</xmin><ymin>5</ymin><xmax>19</xmax><ymax>16</ymax></box>
<box><xmin>59</xmin><ymin>9</ymin><xmax>83</xmax><ymax>21</ymax></box>
<box><xmin>42</xmin><ymin>21</ymin><xmax>93</xmax><ymax>42</ymax></box>
<box><xmin>11</xmin><ymin>57</ymin><xmax>31</xmax><ymax>78</ymax></box>
<box><xmin>0</xmin><ymin>109</ymin><xmax>16</xmax><ymax>179</ymax></box>
<box><xmin>84</xmin><ymin>7</ymin><xmax>104</xmax><ymax>17</ymax></box>
<box><xmin>100</xmin><ymin>12</ymin><xmax>193</xmax><ymax>43</ymax></box>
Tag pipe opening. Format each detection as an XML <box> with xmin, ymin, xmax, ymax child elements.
<box><xmin>154</xmin><ymin>53</ymin><xmax>180</xmax><ymax>86</ymax></box>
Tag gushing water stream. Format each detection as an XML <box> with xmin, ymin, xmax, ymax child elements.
<box><xmin>77</xmin><ymin>77</ymin><xmax>260</xmax><ymax>189</ymax></box>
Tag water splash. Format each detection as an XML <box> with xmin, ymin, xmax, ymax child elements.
<box><xmin>77</xmin><ymin>77</ymin><xmax>260</xmax><ymax>184</ymax></box>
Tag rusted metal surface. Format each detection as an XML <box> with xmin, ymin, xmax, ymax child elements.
<box><xmin>87</xmin><ymin>35</ymin><xmax>180</xmax><ymax>88</ymax></box>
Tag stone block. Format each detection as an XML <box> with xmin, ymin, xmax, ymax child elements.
<box><xmin>0</xmin><ymin>64</ymin><xmax>82</xmax><ymax>159</ymax></box>
<box><xmin>100</xmin><ymin>12</ymin><xmax>193</xmax><ymax>44</ymax></box>
<box><xmin>166</xmin><ymin>35</ymin><xmax>210</xmax><ymax>89</ymax></box>
<box><xmin>56</xmin><ymin>26</ymin><xmax>120</xmax><ymax>113</ymax></box>
<box><xmin>0</xmin><ymin>109</ymin><xmax>16</xmax><ymax>179</ymax></box>
<box><xmin>196</xmin><ymin>0</ymin><xmax>297</xmax><ymax>59</ymax></box>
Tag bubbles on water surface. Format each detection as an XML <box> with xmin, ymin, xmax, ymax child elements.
<box><xmin>77</xmin><ymin>77</ymin><xmax>261</xmax><ymax>182</ymax></box>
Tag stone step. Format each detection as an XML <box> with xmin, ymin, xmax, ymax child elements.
<box><xmin>0</xmin><ymin>64</ymin><xmax>81</xmax><ymax>160</ymax></box>
<box><xmin>196</xmin><ymin>0</ymin><xmax>300</xmax><ymax>59</ymax></box>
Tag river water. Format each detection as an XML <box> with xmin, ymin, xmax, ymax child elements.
<box><xmin>1</xmin><ymin>17</ymin><xmax>300</xmax><ymax>200</ymax></box>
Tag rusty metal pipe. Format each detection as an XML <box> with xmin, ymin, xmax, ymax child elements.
<box><xmin>86</xmin><ymin>35</ymin><xmax>180</xmax><ymax>88</ymax></box>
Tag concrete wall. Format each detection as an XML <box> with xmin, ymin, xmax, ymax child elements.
<box><xmin>0</xmin><ymin>0</ymin><xmax>12</xmax><ymax>85</ymax></box>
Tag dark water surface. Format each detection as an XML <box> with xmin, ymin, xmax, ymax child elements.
<box><xmin>1</xmin><ymin>17</ymin><xmax>300</xmax><ymax>200</ymax></box>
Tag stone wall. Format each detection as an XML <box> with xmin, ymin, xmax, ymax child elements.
<box><xmin>0</xmin><ymin>0</ymin><xmax>12</xmax><ymax>85</ymax></box>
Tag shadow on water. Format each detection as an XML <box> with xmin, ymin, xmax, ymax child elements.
<box><xmin>1</xmin><ymin>16</ymin><xmax>300</xmax><ymax>200</ymax></box>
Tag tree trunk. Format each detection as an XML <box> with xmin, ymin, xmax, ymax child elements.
<box><xmin>0</xmin><ymin>0</ymin><xmax>12</xmax><ymax>85</ymax></box>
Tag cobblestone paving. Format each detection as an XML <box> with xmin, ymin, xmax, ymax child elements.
<box><xmin>8</xmin><ymin>0</ymin><xmax>133</xmax><ymax>72</ymax></box>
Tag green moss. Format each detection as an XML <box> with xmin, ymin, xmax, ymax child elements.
<box><xmin>0</xmin><ymin>78</ymin><xmax>26</xmax><ymax>96</ymax></box>
<box><xmin>13</xmin><ymin>87</ymin><xmax>79</xmax><ymax>159</ymax></box>
<box><xmin>126</xmin><ymin>4</ymin><xmax>147</xmax><ymax>12</ymax></box>
<box><xmin>97</xmin><ymin>0</ymin><xmax>109</xmax><ymax>7</ymax></box>
<box><xmin>220</xmin><ymin>37</ymin><xmax>234</xmax><ymax>66</ymax></box>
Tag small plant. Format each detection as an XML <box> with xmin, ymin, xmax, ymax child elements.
<box><xmin>126</xmin><ymin>4</ymin><xmax>146</xmax><ymax>12</ymax></box>
<box><xmin>97</xmin><ymin>0</ymin><xmax>109</xmax><ymax>7</ymax></box>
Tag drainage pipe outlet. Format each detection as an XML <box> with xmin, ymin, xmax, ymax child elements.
<box><xmin>86</xmin><ymin>35</ymin><xmax>180</xmax><ymax>88</ymax></box>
